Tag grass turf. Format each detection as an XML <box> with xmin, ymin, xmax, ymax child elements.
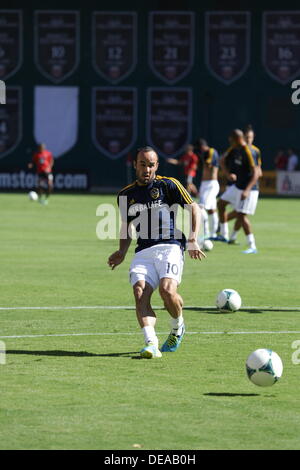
<box><xmin>0</xmin><ymin>193</ymin><xmax>300</xmax><ymax>450</ymax></box>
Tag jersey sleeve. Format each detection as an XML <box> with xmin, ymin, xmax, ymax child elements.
<box><xmin>253</xmin><ymin>146</ymin><xmax>262</xmax><ymax>166</ymax></box>
<box><xmin>165</xmin><ymin>177</ymin><xmax>194</xmax><ymax>207</ymax></box>
<box><xmin>117</xmin><ymin>190</ymin><xmax>130</xmax><ymax>223</ymax></box>
<box><xmin>244</xmin><ymin>146</ymin><xmax>257</xmax><ymax>168</ymax></box>
<box><xmin>212</xmin><ymin>149</ymin><xmax>219</xmax><ymax>168</ymax></box>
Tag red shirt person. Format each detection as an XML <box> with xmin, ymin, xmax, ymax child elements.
<box><xmin>167</xmin><ymin>144</ymin><xmax>199</xmax><ymax>195</ymax></box>
<box><xmin>28</xmin><ymin>143</ymin><xmax>54</xmax><ymax>204</ymax></box>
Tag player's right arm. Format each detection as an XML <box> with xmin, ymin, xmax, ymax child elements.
<box><xmin>108</xmin><ymin>221</ymin><xmax>132</xmax><ymax>270</ymax></box>
<box><xmin>167</xmin><ymin>158</ymin><xmax>180</xmax><ymax>165</ymax></box>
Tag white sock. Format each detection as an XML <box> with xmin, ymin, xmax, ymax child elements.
<box><xmin>220</xmin><ymin>222</ymin><xmax>229</xmax><ymax>240</ymax></box>
<box><xmin>230</xmin><ymin>230</ymin><xmax>238</xmax><ymax>241</ymax></box>
<box><xmin>247</xmin><ymin>233</ymin><xmax>256</xmax><ymax>249</ymax></box>
<box><xmin>200</xmin><ymin>207</ymin><xmax>209</xmax><ymax>239</ymax></box>
<box><xmin>171</xmin><ymin>315</ymin><xmax>184</xmax><ymax>336</ymax></box>
<box><xmin>142</xmin><ymin>326</ymin><xmax>158</xmax><ymax>348</ymax></box>
<box><xmin>209</xmin><ymin>212</ymin><xmax>219</xmax><ymax>238</ymax></box>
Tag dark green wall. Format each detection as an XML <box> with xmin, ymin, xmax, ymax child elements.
<box><xmin>1</xmin><ymin>0</ymin><xmax>300</xmax><ymax>190</ymax></box>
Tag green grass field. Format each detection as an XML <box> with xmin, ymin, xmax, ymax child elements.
<box><xmin>0</xmin><ymin>193</ymin><xmax>300</xmax><ymax>450</ymax></box>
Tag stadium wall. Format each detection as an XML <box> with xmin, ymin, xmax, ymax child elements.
<box><xmin>0</xmin><ymin>0</ymin><xmax>300</xmax><ymax>192</ymax></box>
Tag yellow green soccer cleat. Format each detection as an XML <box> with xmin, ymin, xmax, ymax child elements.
<box><xmin>140</xmin><ymin>343</ymin><xmax>162</xmax><ymax>359</ymax></box>
<box><xmin>160</xmin><ymin>325</ymin><xmax>185</xmax><ymax>352</ymax></box>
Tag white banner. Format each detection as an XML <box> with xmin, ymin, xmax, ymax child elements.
<box><xmin>34</xmin><ymin>86</ymin><xmax>79</xmax><ymax>157</ymax></box>
<box><xmin>277</xmin><ymin>171</ymin><xmax>300</xmax><ymax>195</ymax></box>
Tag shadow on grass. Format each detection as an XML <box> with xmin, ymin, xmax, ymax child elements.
<box><xmin>6</xmin><ymin>349</ymin><xmax>140</xmax><ymax>359</ymax></box>
<box><xmin>184</xmin><ymin>307</ymin><xmax>264</xmax><ymax>314</ymax></box>
<box><xmin>204</xmin><ymin>392</ymin><xmax>260</xmax><ymax>397</ymax></box>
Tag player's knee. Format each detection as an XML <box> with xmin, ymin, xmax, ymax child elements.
<box><xmin>133</xmin><ymin>284</ymin><xmax>144</xmax><ymax>302</ymax></box>
<box><xmin>133</xmin><ymin>282</ymin><xmax>151</xmax><ymax>304</ymax></box>
<box><xmin>159</xmin><ymin>282</ymin><xmax>176</xmax><ymax>301</ymax></box>
<box><xmin>217</xmin><ymin>199</ymin><xmax>225</xmax><ymax>211</ymax></box>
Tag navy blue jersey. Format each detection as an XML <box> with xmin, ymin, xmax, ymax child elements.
<box><xmin>225</xmin><ymin>144</ymin><xmax>259</xmax><ymax>190</ymax></box>
<box><xmin>117</xmin><ymin>175</ymin><xmax>194</xmax><ymax>253</ymax></box>
<box><xmin>204</xmin><ymin>147</ymin><xmax>219</xmax><ymax>168</ymax></box>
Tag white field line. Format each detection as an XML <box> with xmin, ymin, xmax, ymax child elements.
<box><xmin>1</xmin><ymin>331</ymin><xmax>300</xmax><ymax>340</ymax></box>
<box><xmin>0</xmin><ymin>305</ymin><xmax>300</xmax><ymax>311</ymax></box>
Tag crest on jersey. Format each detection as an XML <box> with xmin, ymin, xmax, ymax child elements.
<box><xmin>150</xmin><ymin>187</ymin><xmax>160</xmax><ymax>200</ymax></box>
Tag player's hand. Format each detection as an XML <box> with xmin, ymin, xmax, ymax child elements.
<box><xmin>187</xmin><ymin>241</ymin><xmax>207</xmax><ymax>260</ymax></box>
<box><xmin>241</xmin><ymin>189</ymin><xmax>250</xmax><ymax>200</ymax></box>
<box><xmin>229</xmin><ymin>173</ymin><xmax>237</xmax><ymax>182</ymax></box>
<box><xmin>107</xmin><ymin>250</ymin><xmax>125</xmax><ymax>270</ymax></box>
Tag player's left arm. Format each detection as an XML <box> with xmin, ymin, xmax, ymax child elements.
<box><xmin>50</xmin><ymin>153</ymin><xmax>54</xmax><ymax>169</ymax></box>
<box><xmin>167</xmin><ymin>178</ymin><xmax>206</xmax><ymax>260</ymax></box>
<box><xmin>185</xmin><ymin>202</ymin><xmax>206</xmax><ymax>260</ymax></box>
<box><xmin>242</xmin><ymin>164</ymin><xmax>261</xmax><ymax>200</ymax></box>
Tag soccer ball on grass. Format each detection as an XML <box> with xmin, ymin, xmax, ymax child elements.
<box><xmin>246</xmin><ymin>349</ymin><xmax>283</xmax><ymax>387</ymax></box>
<box><xmin>28</xmin><ymin>191</ymin><xmax>38</xmax><ymax>201</ymax></box>
<box><xmin>216</xmin><ymin>288</ymin><xmax>242</xmax><ymax>312</ymax></box>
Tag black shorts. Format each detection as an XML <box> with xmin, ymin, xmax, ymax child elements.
<box><xmin>38</xmin><ymin>172</ymin><xmax>53</xmax><ymax>181</ymax></box>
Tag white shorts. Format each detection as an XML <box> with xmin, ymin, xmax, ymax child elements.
<box><xmin>221</xmin><ymin>185</ymin><xmax>259</xmax><ymax>215</ymax></box>
<box><xmin>199</xmin><ymin>180</ymin><xmax>220</xmax><ymax>210</ymax></box>
<box><xmin>129</xmin><ymin>244</ymin><xmax>184</xmax><ymax>290</ymax></box>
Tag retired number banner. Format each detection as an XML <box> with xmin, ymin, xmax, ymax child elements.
<box><xmin>0</xmin><ymin>10</ymin><xmax>22</xmax><ymax>79</ymax></box>
<box><xmin>262</xmin><ymin>11</ymin><xmax>300</xmax><ymax>85</ymax></box>
<box><xmin>92</xmin><ymin>87</ymin><xmax>137</xmax><ymax>160</ymax></box>
<box><xmin>92</xmin><ymin>12</ymin><xmax>137</xmax><ymax>83</ymax></box>
<box><xmin>205</xmin><ymin>11</ymin><xmax>250</xmax><ymax>84</ymax></box>
<box><xmin>149</xmin><ymin>11</ymin><xmax>195</xmax><ymax>84</ymax></box>
<box><xmin>34</xmin><ymin>10</ymin><xmax>80</xmax><ymax>83</ymax></box>
<box><xmin>147</xmin><ymin>88</ymin><xmax>192</xmax><ymax>158</ymax></box>
<box><xmin>0</xmin><ymin>87</ymin><xmax>22</xmax><ymax>158</ymax></box>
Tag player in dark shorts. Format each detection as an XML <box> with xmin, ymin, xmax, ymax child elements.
<box><xmin>167</xmin><ymin>144</ymin><xmax>199</xmax><ymax>196</ymax></box>
<box><xmin>108</xmin><ymin>146</ymin><xmax>206</xmax><ymax>359</ymax></box>
<box><xmin>217</xmin><ymin>129</ymin><xmax>261</xmax><ymax>254</ymax></box>
<box><xmin>28</xmin><ymin>143</ymin><xmax>54</xmax><ymax>205</ymax></box>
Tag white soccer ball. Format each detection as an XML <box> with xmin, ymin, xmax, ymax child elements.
<box><xmin>216</xmin><ymin>288</ymin><xmax>242</xmax><ymax>312</ymax></box>
<box><xmin>28</xmin><ymin>191</ymin><xmax>38</xmax><ymax>201</ymax></box>
<box><xmin>203</xmin><ymin>239</ymin><xmax>214</xmax><ymax>251</ymax></box>
<box><xmin>246</xmin><ymin>349</ymin><xmax>283</xmax><ymax>387</ymax></box>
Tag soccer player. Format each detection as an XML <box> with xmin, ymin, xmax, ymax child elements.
<box><xmin>197</xmin><ymin>139</ymin><xmax>220</xmax><ymax>240</ymax></box>
<box><xmin>226</xmin><ymin>125</ymin><xmax>262</xmax><ymax>245</ymax></box>
<box><xmin>108</xmin><ymin>146</ymin><xmax>206</xmax><ymax>359</ymax></box>
<box><xmin>167</xmin><ymin>144</ymin><xmax>199</xmax><ymax>196</ymax></box>
<box><xmin>217</xmin><ymin>130</ymin><xmax>261</xmax><ymax>254</ymax></box>
<box><xmin>28</xmin><ymin>143</ymin><xmax>54</xmax><ymax>205</ymax></box>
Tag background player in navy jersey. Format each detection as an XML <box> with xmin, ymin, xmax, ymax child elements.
<box><xmin>108</xmin><ymin>146</ymin><xmax>206</xmax><ymax>359</ymax></box>
<box><xmin>217</xmin><ymin>130</ymin><xmax>261</xmax><ymax>254</ymax></box>
<box><xmin>225</xmin><ymin>125</ymin><xmax>262</xmax><ymax>245</ymax></box>
<box><xmin>197</xmin><ymin>139</ymin><xmax>220</xmax><ymax>240</ymax></box>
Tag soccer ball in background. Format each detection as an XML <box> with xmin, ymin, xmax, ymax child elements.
<box><xmin>28</xmin><ymin>191</ymin><xmax>38</xmax><ymax>201</ymax></box>
<box><xmin>246</xmin><ymin>349</ymin><xmax>283</xmax><ymax>387</ymax></box>
<box><xmin>203</xmin><ymin>239</ymin><xmax>214</xmax><ymax>251</ymax></box>
<box><xmin>216</xmin><ymin>288</ymin><xmax>242</xmax><ymax>312</ymax></box>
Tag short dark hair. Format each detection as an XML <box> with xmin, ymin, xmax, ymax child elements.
<box><xmin>135</xmin><ymin>146</ymin><xmax>157</xmax><ymax>161</ymax></box>
<box><xmin>244</xmin><ymin>124</ymin><xmax>254</xmax><ymax>134</ymax></box>
<box><xmin>197</xmin><ymin>138</ymin><xmax>208</xmax><ymax>147</ymax></box>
